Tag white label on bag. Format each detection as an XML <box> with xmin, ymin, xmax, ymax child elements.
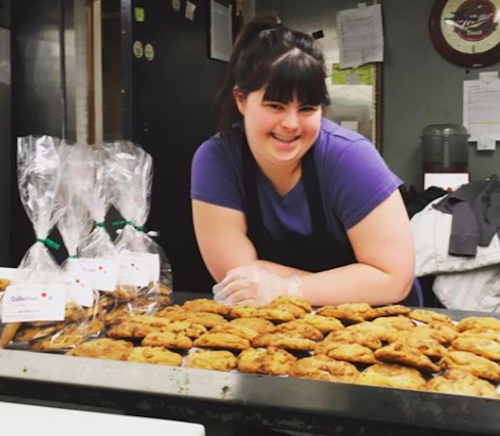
<box><xmin>146</xmin><ymin>253</ymin><xmax>160</xmax><ymax>282</ymax></box>
<box><xmin>78</xmin><ymin>258</ymin><xmax>118</xmax><ymax>292</ymax></box>
<box><xmin>64</xmin><ymin>259</ymin><xmax>94</xmax><ymax>307</ymax></box>
<box><xmin>1</xmin><ymin>284</ymin><xmax>66</xmax><ymax>323</ymax></box>
<box><xmin>64</xmin><ymin>274</ymin><xmax>94</xmax><ymax>308</ymax></box>
<box><xmin>118</xmin><ymin>253</ymin><xmax>159</xmax><ymax>287</ymax></box>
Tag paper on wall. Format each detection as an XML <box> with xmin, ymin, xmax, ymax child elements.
<box><xmin>463</xmin><ymin>73</ymin><xmax>500</xmax><ymax>151</ymax></box>
<box><xmin>336</xmin><ymin>4</ymin><xmax>384</xmax><ymax>69</ymax></box>
<box><xmin>210</xmin><ymin>0</ymin><xmax>233</xmax><ymax>62</ymax></box>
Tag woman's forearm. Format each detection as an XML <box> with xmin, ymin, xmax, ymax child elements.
<box><xmin>300</xmin><ymin>263</ymin><xmax>413</xmax><ymax>306</ymax></box>
<box><xmin>251</xmin><ymin>259</ymin><xmax>311</xmax><ymax>277</ymax></box>
<box><xmin>252</xmin><ymin>259</ymin><xmax>412</xmax><ymax>306</ymax></box>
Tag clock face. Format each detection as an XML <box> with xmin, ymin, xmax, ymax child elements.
<box><xmin>431</xmin><ymin>0</ymin><xmax>500</xmax><ymax>66</ymax></box>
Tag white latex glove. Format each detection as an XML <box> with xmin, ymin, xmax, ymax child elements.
<box><xmin>213</xmin><ymin>265</ymin><xmax>303</xmax><ymax>306</ymax></box>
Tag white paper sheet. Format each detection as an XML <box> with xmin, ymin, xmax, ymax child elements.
<box><xmin>463</xmin><ymin>73</ymin><xmax>500</xmax><ymax>151</ymax></box>
<box><xmin>185</xmin><ymin>1</ymin><xmax>196</xmax><ymax>21</ymax></box>
<box><xmin>210</xmin><ymin>0</ymin><xmax>233</xmax><ymax>62</ymax></box>
<box><xmin>336</xmin><ymin>4</ymin><xmax>384</xmax><ymax>69</ymax></box>
<box><xmin>423</xmin><ymin>173</ymin><xmax>469</xmax><ymax>191</ymax></box>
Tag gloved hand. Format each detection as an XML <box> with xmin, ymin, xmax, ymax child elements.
<box><xmin>213</xmin><ymin>265</ymin><xmax>303</xmax><ymax>306</ymax></box>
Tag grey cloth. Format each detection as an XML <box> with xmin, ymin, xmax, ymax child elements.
<box><xmin>434</xmin><ymin>175</ymin><xmax>500</xmax><ymax>256</ymax></box>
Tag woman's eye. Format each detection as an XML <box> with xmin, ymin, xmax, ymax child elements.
<box><xmin>266</xmin><ymin>103</ymin><xmax>283</xmax><ymax>110</ymax></box>
<box><xmin>300</xmin><ymin>106</ymin><xmax>317</xmax><ymax>112</ymax></box>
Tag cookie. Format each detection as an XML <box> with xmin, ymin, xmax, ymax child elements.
<box><xmin>252</xmin><ymin>333</ymin><xmax>317</xmax><ymax>351</ymax></box>
<box><xmin>127</xmin><ymin>346</ymin><xmax>182</xmax><ymax>366</ymax></box>
<box><xmin>427</xmin><ymin>369</ymin><xmax>499</xmax><ymax>398</ymax></box>
<box><xmin>193</xmin><ymin>332</ymin><xmax>251</xmax><ymax>350</ymax></box>
<box><xmin>356</xmin><ymin>363</ymin><xmax>426</xmax><ymax>391</ymax></box>
<box><xmin>186</xmin><ymin>350</ymin><xmax>237</xmax><ymax>371</ymax></box>
<box><xmin>237</xmin><ymin>347</ymin><xmax>296</xmax><ymax>375</ymax></box>
<box><xmin>182</xmin><ymin>299</ymin><xmax>231</xmax><ymax>316</ymax></box>
<box><xmin>141</xmin><ymin>331</ymin><xmax>193</xmax><ymax>349</ymax></box>
<box><xmin>290</xmin><ymin>355</ymin><xmax>359</xmax><ymax>383</ymax></box>
<box><xmin>66</xmin><ymin>338</ymin><xmax>134</xmax><ymax>360</ymax></box>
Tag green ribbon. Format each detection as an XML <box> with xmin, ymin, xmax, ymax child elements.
<box><xmin>69</xmin><ymin>254</ymin><xmax>79</xmax><ymax>258</ymax></box>
<box><xmin>112</xmin><ymin>220</ymin><xmax>133</xmax><ymax>227</ymax></box>
<box><xmin>95</xmin><ymin>221</ymin><xmax>106</xmax><ymax>228</ymax></box>
<box><xmin>36</xmin><ymin>238</ymin><xmax>61</xmax><ymax>250</ymax></box>
<box><xmin>112</xmin><ymin>220</ymin><xmax>144</xmax><ymax>232</ymax></box>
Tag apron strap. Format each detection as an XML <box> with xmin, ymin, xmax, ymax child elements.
<box><xmin>301</xmin><ymin>148</ymin><xmax>328</xmax><ymax>234</ymax></box>
<box><xmin>241</xmin><ymin>138</ymin><xmax>265</xmax><ymax>235</ymax></box>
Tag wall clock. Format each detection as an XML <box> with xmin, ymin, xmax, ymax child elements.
<box><xmin>430</xmin><ymin>0</ymin><xmax>500</xmax><ymax>67</ymax></box>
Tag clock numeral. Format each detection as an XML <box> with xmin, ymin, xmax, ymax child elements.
<box><xmin>471</xmin><ymin>45</ymin><xmax>476</xmax><ymax>54</ymax></box>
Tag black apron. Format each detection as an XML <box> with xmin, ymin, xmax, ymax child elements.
<box><xmin>241</xmin><ymin>141</ymin><xmax>421</xmax><ymax>307</ymax></box>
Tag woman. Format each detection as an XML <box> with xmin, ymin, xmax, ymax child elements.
<box><xmin>191</xmin><ymin>16</ymin><xmax>417</xmax><ymax>308</ymax></box>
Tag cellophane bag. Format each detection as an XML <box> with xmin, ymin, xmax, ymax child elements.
<box><xmin>30</xmin><ymin>143</ymin><xmax>105</xmax><ymax>352</ymax></box>
<box><xmin>0</xmin><ymin>136</ymin><xmax>66</xmax><ymax>349</ymax></box>
<box><xmin>111</xmin><ymin>141</ymin><xmax>172</xmax><ymax>317</ymax></box>
<box><xmin>77</xmin><ymin>144</ymin><xmax>120</xmax><ymax>314</ymax></box>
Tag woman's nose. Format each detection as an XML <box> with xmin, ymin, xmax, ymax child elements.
<box><xmin>281</xmin><ymin>110</ymin><xmax>300</xmax><ymax>129</ymax></box>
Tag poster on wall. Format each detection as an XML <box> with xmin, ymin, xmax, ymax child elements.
<box><xmin>336</xmin><ymin>4</ymin><xmax>384</xmax><ymax>69</ymax></box>
<box><xmin>210</xmin><ymin>0</ymin><xmax>233</xmax><ymax>62</ymax></box>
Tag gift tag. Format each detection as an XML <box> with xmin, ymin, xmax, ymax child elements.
<box><xmin>118</xmin><ymin>253</ymin><xmax>159</xmax><ymax>287</ymax></box>
<box><xmin>79</xmin><ymin>258</ymin><xmax>118</xmax><ymax>292</ymax></box>
<box><xmin>145</xmin><ymin>253</ymin><xmax>160</xmax><ymax>282</ymax></box>
<box><xmin>1</xmin><ymin>284</ymin><xmax>66</xmax><ymax>323</ymax></box>
<box><xmin>64</xmin><ymin>266</ymin><xmax>94</xmax><ymax>307</ymax></box>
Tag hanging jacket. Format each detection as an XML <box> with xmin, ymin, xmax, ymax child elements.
<box><xmin>433</xmin><ymin>175</ymin><xmax>500</xmax><ymax>256</ymax></box>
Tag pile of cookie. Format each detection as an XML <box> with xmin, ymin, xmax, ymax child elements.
<box><xmin>0</xmin><ymin>281</ymin><xmax>173</xmax><ymax>350</ymax></box>
<box><xmin>61</xmin><ymin>297</ymin><xmax>500</xmax><ymax>399</ymax></box>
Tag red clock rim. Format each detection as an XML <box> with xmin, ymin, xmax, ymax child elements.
<box><xmin>429</xmin><ymin>0</ymin><xmax>500</xmax><ymax>67</ymax></box>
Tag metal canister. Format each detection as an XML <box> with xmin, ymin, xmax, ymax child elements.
<box><xmin>422</xmin><ymin>124</ymin><xmax>469</xmax><ymax>172</ymax></box>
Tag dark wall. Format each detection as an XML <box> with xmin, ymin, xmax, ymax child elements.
<box><xmin>10</xmin><ymin>0</ymin><xmax>65</xmax><ymax>266</ymax></box>
<box><xmin>0</xmin><ymin>0</ymin><xmax>11</xmax><ymax>267</ymax></box>
<box><xmin>0</xmin><ymin>0</ymin><xmax>10</xmax><ymax>27</ymax></box>
<box><xmin>124</xmin><ymin>0</ymin><xmax>233</xmax><ymax>292</ymax></box>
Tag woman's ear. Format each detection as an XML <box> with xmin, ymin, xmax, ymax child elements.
<box><xmin>233</xmin><ymin>87</ymin><xmax>246</xmax><ymax>115</ymax></box>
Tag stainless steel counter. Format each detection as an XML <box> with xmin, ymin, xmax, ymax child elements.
<box><xmin>0</xmin><ymin>295</ymin><xmax>499</xmax><ymax>435</ymax></box>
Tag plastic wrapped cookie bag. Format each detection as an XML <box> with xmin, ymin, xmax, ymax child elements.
<box><xmin>32</xmin><ymin>143</ymin><xmax>105</xmax><ymax>352</ymax></box>
<box><xmin>111</xmin><ymin>141</ymin><xmax>171</xmax><ymax>317</ymax></box>
<box><xmin>77</xmin><ymin>144</ymin><xmax>119</xmax><ymax>310</ymax></box>
<box><xmin>0</xmin><ymin>136</ymin><xmax>66</xmax><ymax>348</ymax></box>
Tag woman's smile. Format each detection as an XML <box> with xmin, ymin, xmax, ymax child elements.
<box><xmin>270</xmin><ymin>132</ymin><xmax>301</xmax><ymax>144</ymax></box>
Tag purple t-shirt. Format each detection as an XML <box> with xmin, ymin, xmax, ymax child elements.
<box><xmin>191</xmin><ymin>119</ymin><xmax>402</xmax><ymax>246</ymax></box>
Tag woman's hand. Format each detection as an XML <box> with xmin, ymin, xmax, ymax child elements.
<box><xmin>213</xmin><ymin>266</ymin><xmax>303</xmax><ymax>306</ymax></box>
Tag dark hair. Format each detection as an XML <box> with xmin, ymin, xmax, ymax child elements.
<box><xmin>217</xmin><ymin>15</ymin><xmax>330</xmax><ymax>132</ymax></box>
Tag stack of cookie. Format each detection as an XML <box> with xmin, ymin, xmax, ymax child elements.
<box><xmin>59</xmin><ymin>297</ymin><xmax>500</xmax><ymax>399</ymax></box>
<box><xmin>0</xmin><ymin>302</ymin><xmax>105</xmax><ymax>351</ymax></box>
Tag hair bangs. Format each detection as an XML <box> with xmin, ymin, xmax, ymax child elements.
<box><xmin>263</xmin><ymin>52</ymin><xmax>329</xmax><ymax>107</ymax></box>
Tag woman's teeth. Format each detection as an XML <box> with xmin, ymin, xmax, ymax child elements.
<box><xmin>271</xmin><ymin>133</ymin><xmax>299</xmax><ymax>143</ymax></box>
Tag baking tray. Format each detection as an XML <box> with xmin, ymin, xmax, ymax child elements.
<box><xmin>0</xmin><ymin>294</ymin><xmax>499</xmax><ymax>434</ymax></box>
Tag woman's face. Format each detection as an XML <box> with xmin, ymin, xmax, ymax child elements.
<box><xmin>234</xmin><ymin>88</ymin><xmax>322</xmax><ymax>170</ymax></box>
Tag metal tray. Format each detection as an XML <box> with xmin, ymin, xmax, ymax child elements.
<box><xmin>0</xmin><ymin>295</ymin><xmax>499</xmax><ymax>435</ymax></box>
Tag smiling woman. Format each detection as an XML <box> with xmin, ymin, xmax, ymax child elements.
<box><xmin>191</xmin><ymin>15</ymin><xmax>417</xmax><ymax>308</ymax></box>
<box><xmin>233</xmin><ymin>89</ymin><xmax>322</xmax><ymax>195</ymax></box>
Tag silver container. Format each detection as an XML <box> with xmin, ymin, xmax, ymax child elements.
<box><xmin>422</xmin><ymin>124</ymin><xmax>469</xmax><ymax>171</ymax></box>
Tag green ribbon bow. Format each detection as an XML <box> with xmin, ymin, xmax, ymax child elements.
<box><xmin>36</xmin><ymin>238</ymin><xmax>61</xmax><ymax>250</ymax></box>
<box><xmin>112</xmin><ymin>220</ymin><xmax>144</xmax><ymax>232</ymax></box>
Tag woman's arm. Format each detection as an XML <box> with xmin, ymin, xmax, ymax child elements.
<box><xmin>299</xmin><ymin>190</ymin><xmax>415</xmax><ymax>306</ymax></box>
<box><xmin>192</xmin><ymin>199</ymin><xmax>255</xmax><ymax>282</ymax></box>
<box><xmin>193</xmin><ymin>189</ymin><xmax>414</xmax><ymax>306</ymax></box>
